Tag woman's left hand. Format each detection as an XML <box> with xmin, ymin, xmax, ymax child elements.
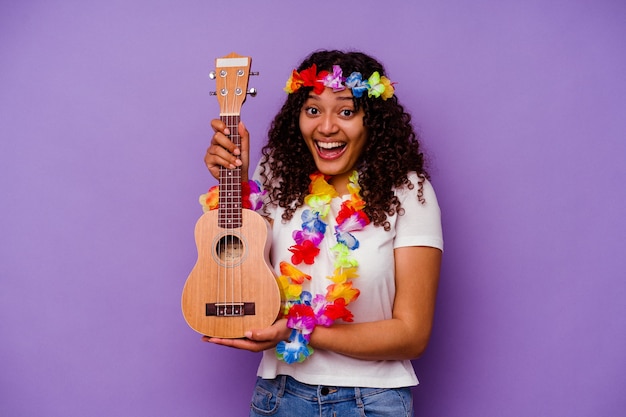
<box><xmin>202</xmin><ymin>318</ymin><xmax>290</xmax><ymax>353</ymax></box>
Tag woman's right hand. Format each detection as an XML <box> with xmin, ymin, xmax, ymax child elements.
<box><xmin>204</xmin><ymin>119</ymin><xmax>250</xmax><ymax>181</ymax></box>
<box><xmin>201</xmin><ymin>318</ymin><xmax>291</xmax><ymax>353</ymax></box>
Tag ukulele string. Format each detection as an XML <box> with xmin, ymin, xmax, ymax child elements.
<box><xmin>225</xmin><ymin>111</ymin><xmax>242</xmax><ymax>314</ymax></box>
<box><xmin>227</xmin><ymin>112</ymin><xmax>236</xmax><ymax>313</ymax></box>
<box><xmin>233</xmin><ymin>72</ymin><xmax>244</xmax><ymax>316</ymax></box>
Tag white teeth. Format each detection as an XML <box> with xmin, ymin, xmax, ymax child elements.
<box><xmin>316</xmin><ymin>141</ymin><xmax>344</xmax><ymax>149</ymax></box>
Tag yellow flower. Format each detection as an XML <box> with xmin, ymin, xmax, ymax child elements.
<box><xmin>327</xmin><ymin>267</ymin><xmax>359</xmax><ymax>284</ymax></box>
<box><xmin>345</xmin><ymin>172</ymin><xmax>366</xmax><ymax>211</ymax></box>
<box><xmin>277</xmin><ymin>275</ymin><xmax>302</xmax><ymax>300</ymax></box>
<box><xmin>379</xmin><ymin>76</ymin><xmax>395</xmax><ymax>100</ymax></box>
<box><xmin>308</xmin><ymin>173</ymin><xmax>339</xmax><ymax>199</ymax></box>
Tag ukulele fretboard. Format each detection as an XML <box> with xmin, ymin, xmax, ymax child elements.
<box><xmin>218</xmin><ymin>114</ymin><xmax>242</xmax><ymax>229</ymax></box>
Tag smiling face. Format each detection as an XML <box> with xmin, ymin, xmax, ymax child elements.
<box><xmin>299</xmin><ymin>87</ymin><xmax>368</xmax><ymax>192</ymax></box>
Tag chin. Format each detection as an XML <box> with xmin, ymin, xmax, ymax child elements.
<box><xmin>314</xmin><ymin>164</ymin><xmax>342</xmax><ymax>176</ymax></box>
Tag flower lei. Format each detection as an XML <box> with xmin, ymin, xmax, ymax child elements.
<box><xmin>199</xmin><ymin>180</ymin><xmax>265</xmax><ymax>212</ymax></box>
<box><xmin>284</xmin><ymin>64</ymin><xmax>395</xmax><ymax>100</ymax></box>
<box><xmin>275</xmin><ymin>171</ymin><xmax>370</xmax><ymax>364</ymax></box>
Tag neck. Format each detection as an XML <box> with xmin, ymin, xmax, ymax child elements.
<box><xmin>328</xmin><ymin>172</ymin><xmax>352</xmax><ymax>195</ymax></box>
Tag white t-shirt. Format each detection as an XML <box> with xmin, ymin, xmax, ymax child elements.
<box><xmin>253</xmin><ymin>169</ymin><xmax>443</xmax><ymax>388</ymax></box>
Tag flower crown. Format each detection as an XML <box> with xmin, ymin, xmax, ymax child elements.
<box><xmin>284</xmin><ymin>64</ymin><xmax>395</xmax><ymax>100</ymax></box>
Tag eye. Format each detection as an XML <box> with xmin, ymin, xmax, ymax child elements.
<box><xmin>340</xmin><ymin>109</ymin><xmax>354</xmax><ymax>117</ymax></box>
<box><xmin>304</xmin><ymin>106</ymin><xmax>320</xmax><ymax>116</ymax></box>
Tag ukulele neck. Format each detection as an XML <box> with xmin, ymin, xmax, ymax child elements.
<box><xmin>218</xmin><ymin>114</ymin><xmax>242</xmax><ymax>229</ymax></box>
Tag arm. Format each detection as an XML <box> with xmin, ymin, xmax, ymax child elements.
<box><xmin>207</xmin><ymin>246</ymin><xmax>441</xmax><ymax>361</ymax></box>
<box><xmin>309</xmin><ymin>246</ymin><xmax>442</xmax><ymax>360</ymax></box>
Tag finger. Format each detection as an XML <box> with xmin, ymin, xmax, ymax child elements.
<box><xmin>202</xmin><ymin>336</ymin><xmax>269</xmax><ymax>352</ymax></box>
<box><xmin>209</xmin><ymin>119</ymin><xmax>241</xmax><ymax>157</ymax></box>
<box><xmin>210</xmin><ymin>119</ymin><xmax>230</xmax><ymax>136</ymax></box>
<box><xmin>244</xmin><ymin>328</ymin><xmax>276</xmax><ymax>342</ymax></box>
<box><xmin>205</xmin><ymin>142</ymin><xmax>242</xmax><ymax>169</ymax></box>
<box><xmin>210</xmin><ymin>130</ymin><xmax>240</xmax><ymax>155</ymax></box>
<box><xmin>244</xmin><ymin>319</ymin><xmax>290</xmax><ymax>342</ymax></box>
<box><xmin>238</xmin><ymin>121</ymin><xmax>249</xmax><ymax>154</ymax></box>
<box><xmin>237</xmin><ymin>121</ymin><xmax>251</xmax><ymax>180</ymax></box>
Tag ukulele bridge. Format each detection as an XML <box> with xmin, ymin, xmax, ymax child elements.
<box><xmin>206</xmin><ymin>302</ymin><xmax>256</xmax><ymax>317</ymax></box>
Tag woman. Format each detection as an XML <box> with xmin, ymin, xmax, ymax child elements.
<box><xmin>202</xmin><ymin>50</ymin><xmax>443</xmax><ymax>416</ymax></box>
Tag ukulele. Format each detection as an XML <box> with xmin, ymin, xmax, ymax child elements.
<box><xmin>182</xmin><ymin>52</ymin><xmax>281</xmax><ymax>338</ymax></box>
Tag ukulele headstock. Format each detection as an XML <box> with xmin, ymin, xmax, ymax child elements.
<box><xmin>210</xmin><ymin>52</ymin><xmax>256</xmax><ymax>116</ymax></box>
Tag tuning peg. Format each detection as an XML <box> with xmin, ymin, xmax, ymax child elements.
<box><xmin>209</xmin><ymin>71</ymin><xmax>216</xmax><ymax>80</ymax></box>
<box><xmin>209</xmin><ymin>91</ymin><xmax>217</xmax><ymax>96</ymax></box>
<box><xmin>250</xmin><ymin>71</ymin><xmax>260</xmax><ymax>76</ymax></box>
<box><xmin>247</xmin><ymin>88</ymin><xmax>257</xmax><ymax>97</ymax></box>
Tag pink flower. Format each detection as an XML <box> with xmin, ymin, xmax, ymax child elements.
<box><xmin>323</xmin><ymin>65</ymin><xmax>346</xmax><ymax>92</ymax></box>
<box><xmin>286</xmin><ymin>304</ymin><xmax>316</xmax><ymax>338</ymax></box>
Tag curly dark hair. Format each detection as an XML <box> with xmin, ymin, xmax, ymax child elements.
<box><xmin>259</xmin><ymin>49</ymin><xmax>429</xmax><ymax>230</ymax></box>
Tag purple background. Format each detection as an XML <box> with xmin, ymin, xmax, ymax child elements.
<box><xmin>1</xmin><ymin>1</ymin><xmax>625</xmax><ymax>416</ymax></box>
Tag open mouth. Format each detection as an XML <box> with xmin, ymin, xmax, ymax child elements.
<box><xmin>315</xmin><ymin>140</ymin><xmax>347</xmax><ymax>159</ymax></box>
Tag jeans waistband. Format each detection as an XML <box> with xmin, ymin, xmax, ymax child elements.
<box><xmin>278</xmin><ymin>375</ymin><xmax>390</xmax><ymax>403</ymax></box>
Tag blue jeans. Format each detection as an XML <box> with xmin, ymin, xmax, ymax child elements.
<box><xmin>249</xmin><ymin>375</ymin><xmax>414</xmax><ymax>417</ymax></box>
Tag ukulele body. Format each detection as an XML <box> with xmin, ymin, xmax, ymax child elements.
<box><xmin>182</xmin><ymin>208</ymin><xmax>281</xmax><ymax>338</ymax></box>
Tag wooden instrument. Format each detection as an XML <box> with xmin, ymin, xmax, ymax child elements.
<box><xmin>182</xmin><ymin>53</ymin><xmax>281</xmax><ymax>338</ymax></box>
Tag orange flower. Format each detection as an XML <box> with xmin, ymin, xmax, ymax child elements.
<box><xmin>284</xmin><ymin>69</ymin><xmax>304</xmax><ymax>93</ymax></box>
<box><xmin>326</xmin><ymin>282</ymin><xmax>360</xmax><ymax>304</ymax></box>
<box><xmin>279</xmin><ymin>261</ymin><xmax>311</xmax><ymax>284</ymax></box>
<box><xmin>199</xmin><ymin>186</ymin><xmax>219</xmax><ymax>212</ymax></box>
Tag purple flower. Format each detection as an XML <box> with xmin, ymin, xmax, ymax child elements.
<box><xmin>323</xmin><ymin>65</ymin><xmax>346</xmax><ymax>92</ymax></box>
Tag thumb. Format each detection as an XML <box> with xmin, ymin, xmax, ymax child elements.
<box><xmin>244</xmin><ymin>328</ymin><xmax>268</xmax><ymax>341</ymax></box>
<box><xmin>238</xmin><ymin>120</ymin><xmax>250</xmax><ymax>181</ymax></box>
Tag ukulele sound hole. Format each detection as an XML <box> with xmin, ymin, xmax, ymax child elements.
<box><xmin>215</xmin><ymin>235</ymin><xmax>244</xmax><ymax>266</ymax></box>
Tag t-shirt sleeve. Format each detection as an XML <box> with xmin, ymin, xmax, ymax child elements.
<box><xmin>394</xmin><ymin>175</ymin><xmax>444</xmax><ymax>251</ymax></box>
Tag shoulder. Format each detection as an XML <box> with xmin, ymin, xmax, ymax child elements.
<box><xmin>393</xmin><ymin>173</ymin><xmax>443</xmax><ymax>250</ymax></box>
<box><xmin>394</xmin><ymin>172</ymin><xmax>438</xmax><ymax>205</ymax></box>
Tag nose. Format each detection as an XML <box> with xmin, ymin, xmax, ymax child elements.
<box><xmin>317</xmin><ymin>113</ymin><xmax>339</xmax><ymax>136</ymax></box>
